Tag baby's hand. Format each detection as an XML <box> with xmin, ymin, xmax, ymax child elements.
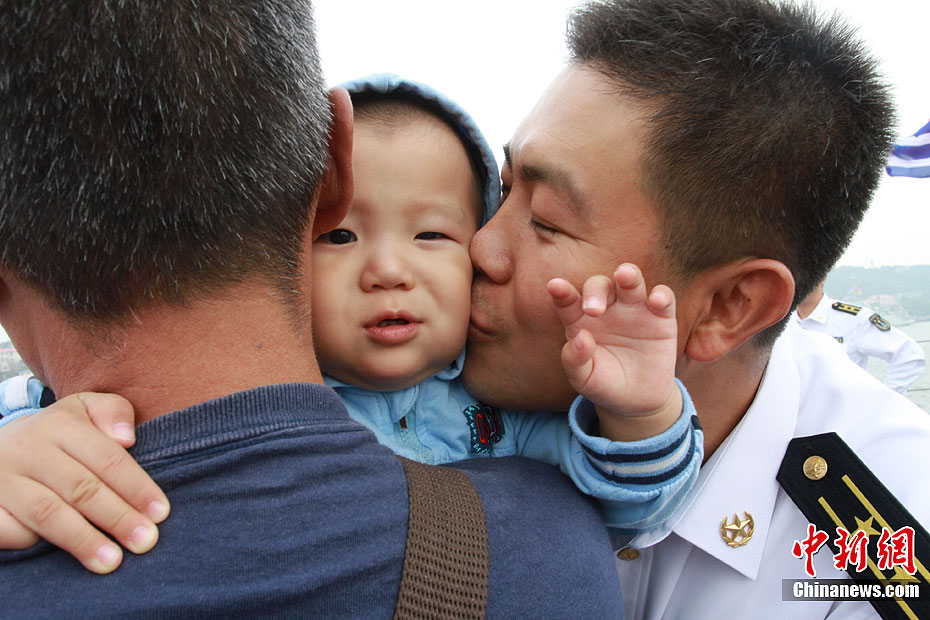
<box><xmin>548</xmin><ymin>263</ymin><xmax>682</xmax><ymax>441</ymax></box>
<box><xmin>0</xmin><ymin>393</ymin><xmax>169</xmax><ymax>573</ymax></box>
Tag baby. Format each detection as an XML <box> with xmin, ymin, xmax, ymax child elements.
<box><xmin>303</xmin><ymin>74</ymin><xmax>700</xmax><ymax>529</ymax></box>
<box><xmin>0</xmin><ymin>75</ymin><xmax>702</xmax><ymax>567</ymax></box>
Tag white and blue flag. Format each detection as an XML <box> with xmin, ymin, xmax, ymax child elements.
<box><xmin>886</xmin><ymin>119</ymin><xmax>930</xmax><ymax>178</ymax></box>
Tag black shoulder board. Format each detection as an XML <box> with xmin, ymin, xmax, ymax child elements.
<box><xmin>778</xmin><ymin>433</ymin><xmax>929</xmax><ymax>620</ymax></box>
<box><xmin>870</xmin><ymin>313</ymin><xmax>892</xmax><ymax>332</ymax></box>
<box><xmin>832</xmin><ymin>302</ymin><xmax>862</xmax><ymax>316</ymax></box>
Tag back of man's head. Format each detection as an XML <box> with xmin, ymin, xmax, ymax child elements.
<box><xmin>0</xmin><ymin>0</ymin><xmax>330</xmax><ymax>323</ymax></box>
<box><xmin>568</xmin><ymin>0</ymin><xmax>895</xmax><ymax>346</ymax></box>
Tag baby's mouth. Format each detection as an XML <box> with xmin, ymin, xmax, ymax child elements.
<box><xmin>377</xmin><ymin>318</ymin><xmax>410</xmax><ymax>327</ymax></box>
<box><xmin>365</xmin><ymin>314</ymin><xmax>421</xmax><ymax>344</ymax></box>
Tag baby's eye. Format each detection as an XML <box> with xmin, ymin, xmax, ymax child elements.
<box><xmin>322</xmin><ymin>229</ymin><xmax>356</xmax><ymax>244</ymax></box>
<box><xmin>415</xmin><ymin>232</ymin><xmax>448</xmax><ymax>241</ymax></box>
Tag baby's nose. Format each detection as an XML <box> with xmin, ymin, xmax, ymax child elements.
<box><xmin>360</xmin><ymin>247</ymin><xmax>415</xmax><ymax>291</ymax></box>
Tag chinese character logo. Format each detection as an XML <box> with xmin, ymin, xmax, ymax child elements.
<box><xmin>792</xmin><ymin>524</ymin><xmax>829</xmax><ymax>577</ymax></box>
<box><xmin>833</xmin><ymin>526</ymin><xmax>869</xmax><ymax>573</ymax></box>
<box><xmin>877</xmin><ymin>526</ymin><xmax>916</xmax><ymax>575</ymax></box>
<box><xmin>791</xmin><ymin>521</ymin><xmax>917</xmax><ymax>578</ymax></box>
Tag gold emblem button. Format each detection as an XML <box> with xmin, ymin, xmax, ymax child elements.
<box><xmin>616</xmin><ymin>548</ymin><xmax>640</xmax><ymax>561</ymax></box>
<box><xmin>720</xmin><ymin>512</ymin><xmax>754</xmax><ymax>548</ymax></box>
<box><xmin>803</xmin><ymin>455</ymin><xmax>828</xmax><ymax>480</ymax></box>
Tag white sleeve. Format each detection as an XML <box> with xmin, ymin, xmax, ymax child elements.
<box><xmin>848</xmin><ymin>319</ymin><xmax>925</xmax><ymax>394</ymax></box>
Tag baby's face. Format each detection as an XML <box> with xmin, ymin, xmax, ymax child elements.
<box><xmin>312</xmin><ymin>118</ymin><xmax>480</xmax><ymax>391</ymax></box>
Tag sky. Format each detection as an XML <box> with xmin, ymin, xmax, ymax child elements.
<box><xmin>315</xmin><ymin>0</ymin><xmax>930</xmax><ymax>268</ymax></box>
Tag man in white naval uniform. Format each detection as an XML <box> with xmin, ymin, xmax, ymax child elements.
<box><xmin>615</xmin><ymin>321</ymin><xmax>930</xmax><ymax>619</ymax></box>
<box><xmin>455</xmin><ymin>1</ymin><xmax>930</xmax><ymax>619</ymax></box>
<box><xmin>796</xmin><ymin>281</ymin><xmax>926</xmax><ymax>394</ymax></box>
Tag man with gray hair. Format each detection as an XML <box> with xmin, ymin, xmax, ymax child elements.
<box><xmin>0</xmin><ymin>1</ymin><xmax>623</xmax><ymax>617</ymax></box>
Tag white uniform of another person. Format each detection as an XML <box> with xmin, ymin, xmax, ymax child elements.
<box><xmin>616</xmin><ymin>322</ymin><xmax>930</xmax><ymax>620</ymax></box>
<box><xmin>795</xmin><ymin>293</ymin><xmax>925</xmax><ymax>394</ymax></box>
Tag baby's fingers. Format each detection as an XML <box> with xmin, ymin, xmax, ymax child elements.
<box><xmin>0</xmin><ymin>507</ymin><xmax>39</xmax><ymax>550</ymax></box>
<box><xmin>647</xmin><ymin>284</ymin><xmax>677</xmax><ymax>318</ymax></box>
<box><xmin>548</xmin><ymin>277</ymin><xmax>585</xmax><ymax>328</ymax></box>
<box><xmin>580</xmin><ymin>275</ymin><xmax>616</xmax><ymax>316</ymax></box>
<box><xmin>2</xmin><ymin>474</ymin><xmax>124</xmax><ymax>574</ymax></box>
<box><xmin>560</xmin><ymin>329</ymin><xmax>596</xmax><ymax>391</ymax></box>
<box><xmin>35</xmin><ymin>395</ymin><xmax>170</xmax><ymax>525</ymax></box>
<box><xmin>76</xmin><ymin>393</ymin><xmax>137</xmax><ymax>448</ymax></box>
<box><xmin>4</xmin><ymin>440</ymin><xmax>158</xmax><ymax>572</ymax></box>
<box><xmin>612</xmin><ymin>264</ymin><xmax>648</xmax><ymax>306</ymax></box>
<box><xmin>48</xmin><ymin>424</ymin><xmax>167</xmax><ymax>548</ymax></box>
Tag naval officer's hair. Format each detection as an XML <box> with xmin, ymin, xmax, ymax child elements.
<box><xmin>0</xmin><ymin>0</ymin><xmax>330</xmax><ymax>323</ymax></box>
<box><xmin>567</xmin><ymin>0</ymin><xmax>896</xmax><ymax>347</ymax></box>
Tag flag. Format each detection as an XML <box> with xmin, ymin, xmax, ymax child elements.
<box><xmin>886</xmin><ymin>119</ymin><xmax>930</xmax><ymax>178</ymax></box>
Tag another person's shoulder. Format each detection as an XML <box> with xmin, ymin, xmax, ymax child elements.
<box><xmin>829</xmin><ymin>299</ymin><xmax>892</xmax><ymax>332</ymax></box>
<box><xmin>787</xmin><ymin>324</ymin><xmax>930</xmax><ymax>511</ymax></box>
<box><xmin>788</xmin><ymin>323</ymin><xmax>924</xmax><ymax>420</ymax></box>
<box><xmin>450</xmin><ymin>456</ymin><xmax>623</xmax><ymax>619</ymax></box>
<box><xmin>828</xmin><ymin>299</ymin><xmax>866</xmax><ymax>318</ymax></box>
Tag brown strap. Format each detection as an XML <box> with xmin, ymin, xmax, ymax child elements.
<box><xmin>393</xmin><ymin>457</ymin><xmax>489</xmax><ymax>620</ymax></box>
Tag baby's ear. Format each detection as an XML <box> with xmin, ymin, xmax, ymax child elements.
<box><xmin>680</xmin><ymin>258</ymin><xmax>794</xmax><ymax>362</ymax></box>
<box><xmin>311</xmin><ymin>87</ymin><xmax>354</xmax><ymax>238</ymax></box>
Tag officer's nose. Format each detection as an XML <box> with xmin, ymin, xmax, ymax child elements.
<box><xmin>470</xmin><ymin>206</ymin><xmax>514</xmax><ymax>285</ymax></box>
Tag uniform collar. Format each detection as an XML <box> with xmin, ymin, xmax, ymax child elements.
<box><xmin>670</xmin><ymin>325</ymin><xmax>801</xmax><ymax>579</ymax></box>
<box><xmin>797</xmin><ymin>293</ymin><xmax>834</xmax><ymax>325</ymax></box>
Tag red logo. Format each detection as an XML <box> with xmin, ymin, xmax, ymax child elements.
<box><xmin>791</xmin><ymin>523</ymin><xmax>916</xmax><ymax>577</ymax></box>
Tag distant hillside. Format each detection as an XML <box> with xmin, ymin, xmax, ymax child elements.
<box><xmin>825</xmin><ymin>265</ymin><xmax>930</xmax><ymax>322</ymax></box>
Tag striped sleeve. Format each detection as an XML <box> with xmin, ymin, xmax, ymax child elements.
<box><xmin>567</xmin><ymin>378</ymin><xmax>703</xmax><ymax>531</ymax></box>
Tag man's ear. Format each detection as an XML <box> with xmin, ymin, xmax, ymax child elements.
<box><xmin>681</xmin><ymin>259</ymin><xmax>795</xmax><ymax>362</ymax></box>
<box><xmin>311</xmin><ymin>87</ymin><xmax>354</xmax><ymax>238</ymax></box>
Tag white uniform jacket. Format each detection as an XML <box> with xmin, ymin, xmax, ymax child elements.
<box><xmin>796</xmin><ymin>293</ymin><xmax>925</xmax><ymax>394</ymax></box>
<box><xmin>617</xmin><ymin>322</ymin><xmax>930</xmax><ymax>620</ymax></box>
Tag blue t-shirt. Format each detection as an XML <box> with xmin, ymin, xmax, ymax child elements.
<box><xmin>0</xmin><ymin>383</ymin><xmax>624</xmax><ymax>619</ymax></box>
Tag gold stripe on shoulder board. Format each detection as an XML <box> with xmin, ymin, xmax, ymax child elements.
<box><xmin>778</xmin><ymin>433</ymin><xmax>929</xmax><ymax>620</ymax></box>
<box><xmin>832</xmin><ymin>302</ymin><xmax>862</xmax><ymax>316</ymax></box>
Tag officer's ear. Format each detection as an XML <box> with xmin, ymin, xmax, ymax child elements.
<box><xmin>678</xmin><ymin>258</ymin><xmax>795</xmax><ymax>362</ymax></box>
<box><xmin>311</xmin><ymin>87</ymin><xmax>354</xmax><ymax>238</ymax></box>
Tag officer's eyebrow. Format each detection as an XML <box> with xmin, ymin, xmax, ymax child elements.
<box><xmin>502</xmin><ymin>143</ymin><xmax>590</xmax><ymax>218</ymax></box>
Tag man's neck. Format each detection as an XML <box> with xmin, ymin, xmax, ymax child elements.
<box><xmin>677</xmin><ymin>344</ymin><xmax>768</xmax><ymax>461</ymax></box>
<box><xmin>28</xmin><ymin>283</ymin><xmax>321</xmax><ymax>424</ymax></box>
<box><xmin>796</xmin><ymin>289</ymin><xmax>824</xmax><ymax>319</ymax></box>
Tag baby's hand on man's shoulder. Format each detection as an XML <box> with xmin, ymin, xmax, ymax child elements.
<box><xmin>547</xmin><ymin>263</ymin><xmax>681</xmax><ymax>441</ymax></box>
<box><xmin>0</xmin><ymin>390</ymin><xmax>169</xmax><ymax>574</ymax></box>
